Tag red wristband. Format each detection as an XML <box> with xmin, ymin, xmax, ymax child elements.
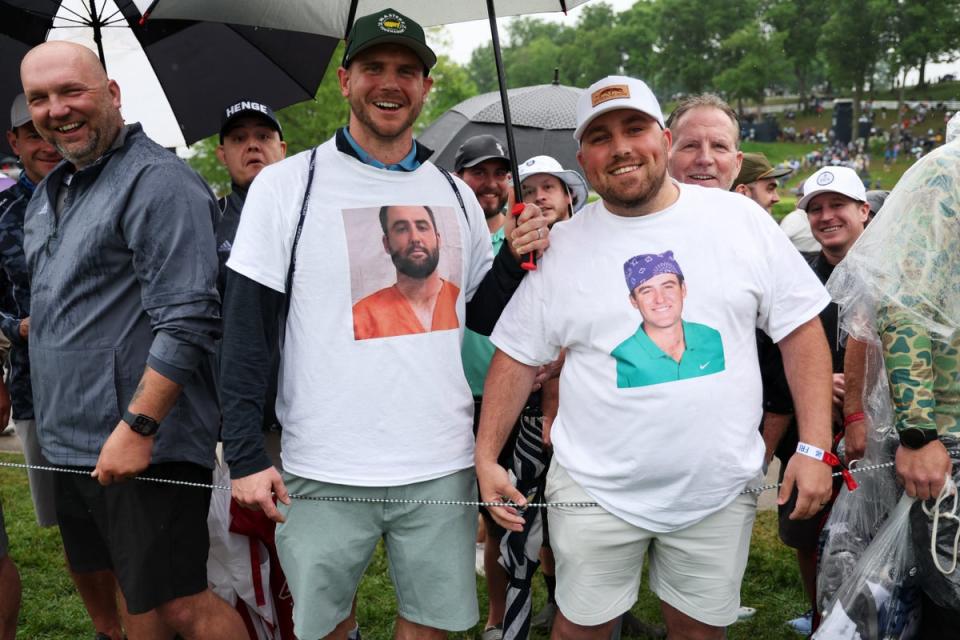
<box><xmin>843</xmin><ymin>411</ymin><xmax>866</xmax><ymax>427</ymax></box>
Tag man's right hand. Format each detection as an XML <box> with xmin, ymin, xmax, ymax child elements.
<box><xmin>232</xmin><ymin>467</ymin><xmax>290</xmax><ymax>523</ymax></box>
<box><xmin>896</xmin><ymin>440</ymin><xmax>952</xmax><ymax>501</ymax></box>
<box><xmin>476</xmin><ymin>460</ymin><xmax>527</xmax><ymax>532</ymax></box>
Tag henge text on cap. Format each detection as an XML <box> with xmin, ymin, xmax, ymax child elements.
<box><xmin>226</xmin><ymin>101</ymin><xmax>269</xmax><ymax>118</ymax></box>
<box><xmin>591</xmin><ymin>85</ymin><xmax>631</xmax><ymax>107</ymax></box>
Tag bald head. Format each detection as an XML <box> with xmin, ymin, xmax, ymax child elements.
<box><xmin>20</xmin><ymin>41</ymin><xmax>123</xmax><ymax>170</ymax></box>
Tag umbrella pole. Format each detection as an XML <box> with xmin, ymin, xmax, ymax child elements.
<box><xmin>88</xmin><ymin>0</ymin><xmax>107</xmax><ymax>69</ymax></box>
<box><xmin>486</xmin><ymin>0</ymin><xmax>536</xmax><ymax>270</ymax></box>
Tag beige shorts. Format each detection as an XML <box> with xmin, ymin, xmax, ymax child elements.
<box><xmin>545</xmin><ymin>461</ymin><xmax>757</xmax><ymax>627</ymax></box>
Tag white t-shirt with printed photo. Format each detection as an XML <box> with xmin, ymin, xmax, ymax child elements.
<box><xmin>491</xmin><ymin>183</ymin><xmax>830</xmax><ymax>531</ymax></box>
<box><xmin>227</xmin><ymin>139</ymin><xmax>493</xmax><ymax>486</ymax></box>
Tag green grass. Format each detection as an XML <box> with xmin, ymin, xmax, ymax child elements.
<box><xmin>0</xmin><ymin>452</ymin><xmax>809</xmax><ymax>639</ymax></box>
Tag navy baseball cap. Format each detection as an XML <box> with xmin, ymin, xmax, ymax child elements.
<box><xmin>220</xmin><ymin>100</ymin><xmax>283</xmax><ymax>142</ymax></box>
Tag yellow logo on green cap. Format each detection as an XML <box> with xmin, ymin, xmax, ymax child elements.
<box><xmin>379</xmin><ymin>13</ymin><xmax>406</xmax><ymax>33</ymax></box>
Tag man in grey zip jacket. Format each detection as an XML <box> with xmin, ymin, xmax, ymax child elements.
<box><xmin>20</xmin><ymin>41</ymin><xmax>246</xmax><ymax>639</ymax></box>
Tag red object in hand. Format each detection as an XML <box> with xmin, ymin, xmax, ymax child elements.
<box><xmin>512</xmin><ymin>203</ymin><xmax>537</xmax><ymax>271</ymax></box>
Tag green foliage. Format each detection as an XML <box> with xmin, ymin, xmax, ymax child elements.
<box><xmin>417</xmin><ymin>54</ymin><xmax>479</xmax><ymax>134</ymax></box>
<box><xmin>716</xmin><ymin>22</ymin><xmax>790</xmax><ymax>107</ymax></box>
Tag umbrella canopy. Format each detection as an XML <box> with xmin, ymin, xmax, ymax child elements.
<box><xmin>419</xmin><ymin>81</ymin><xmax>584</xmax><ymax>175</ymax></box>
<box><xmin>1</xmin><ymin>0</ymin><xmax>339</xmax><ymax>147</ymax></box>
<box><xmin>134</xmin><ymin>1</ymin><xmax>592</xmax><ymax>34</ymax></box>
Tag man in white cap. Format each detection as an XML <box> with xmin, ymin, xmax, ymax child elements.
<box><xmin>762</xmin><ymin>165</ymin><xmax>869</xmax><ymax>633</ymax></box>
<box><xmin>518</xmin><ymin>155</ymin><xmax>588</xmax><ymax>226</ymax></box>
<box><xmin>477</xmin><ymin>75</ymin><xmax>835</xmax><ymax>639</ymax></box>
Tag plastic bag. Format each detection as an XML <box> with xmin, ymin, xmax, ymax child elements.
<box><xmin>815</xmin><ymin>494</ymin><xmax>922</xmax><ymax>640</ymax></box>
<box><xmin>910</xmin><ymin>439</ymin><xmax>960</xmax><ymax>612</ymax></box>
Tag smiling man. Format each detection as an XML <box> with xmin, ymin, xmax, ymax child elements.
<box><xmin>477</xmin><ymin>75</ymin><xmax>835</xmax><ymax>640</ymax></box>
<box><xmin>666</xmin><ymin>93</ymin><xmax>743</xmax><ymax>190</ymax></box>
<box><xmin>219</xmin><ymin>8</ymin><xmax>550</xmax><ymax>640</ymax></box>
<box><xmin>612</xmin><ymin>252</ymin><xmax>724</xmax><ymax>388</ymax></box>
<box><xmin>20</xmin><ymin>40</ymin><xmax>246</xmax><ymax>639</ymax></box>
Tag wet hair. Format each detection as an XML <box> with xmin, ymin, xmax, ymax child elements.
<box><xmin>666</xmin><ymin>94</ymin><xmax>740</xmax><ymax>147</ymax></box>
<box><xmin>378</xmin><ymin>204</ymin><xmax>437</xmax><ymax>235</ymax></box>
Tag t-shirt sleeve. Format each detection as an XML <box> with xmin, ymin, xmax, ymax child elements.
<box><xmin>226</xmin><ymin>157</ymin><xmax>305</xmax><ymax>293</ymax></box>
<box><xmin>755</xmin><ymin>213</ymin><xmax>830</xmax><ymax>343</ymax></box>
<box><xmin>489</xmin><ymin>267</ymin><xmax>559</xmax><ymax>366</ymax></box>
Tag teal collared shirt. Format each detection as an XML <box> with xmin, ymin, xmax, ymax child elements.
<box><xmin>461</xmin><ymin>226</ymin><xmax>507</xmax><ymax>396</ymax></box>
<box><xmin>611</xmin><ymin>320</ymin><xmax>725</xmax><ymax>388</ymax></box>
<box><xmin>340</xmin><ymin>126</ymin><xmax>421</xmax><ymax>171</ymax></box>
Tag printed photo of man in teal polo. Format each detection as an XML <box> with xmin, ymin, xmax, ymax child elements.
<box><xmin>612</xmin><ymin>251</ymin><xmax>725</xmax><ymax>388</ymax></box>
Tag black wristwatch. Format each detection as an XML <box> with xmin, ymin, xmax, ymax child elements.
<box><xmin>898</xmin><ymin>427</ymin><xmax>939</xmax><ymax>450</ymax></box>
<box><xmin>123</xmin><ymin>410</ymin><xmax>160</xmax><ymax>437</ymax></box>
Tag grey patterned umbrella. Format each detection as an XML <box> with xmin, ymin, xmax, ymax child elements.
<box><xmin>419</xmin><ymin>80</ymin><xmax>584</xmax><ymax>175</ymax></box>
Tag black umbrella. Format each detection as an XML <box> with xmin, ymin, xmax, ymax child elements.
<box><xmin>1</xmin><ymin>0</ymin><xmax>339</xmax><ymax>147</ymax></box>
<box><xmin>419</xmin><ymin>77</ymin><xmax>584</xmax><ymax>176</ymax></box>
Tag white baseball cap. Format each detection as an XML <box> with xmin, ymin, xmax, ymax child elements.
<box><xmin>797</xmin><ymin>166</ymin><xmax>867</xmax><ymax>211</ymax></box>
<box><xmin>518</xmin><ymin>155</ymin><xmax>589</xmax><ymax>213</ymax></box>
<box><xmin>10</xmin><ymin>94</ymin><xmax>30</xmax><ymax>130</ymax></box>
<box><xmin>574</xmin><ymin>75</ymin><xmax>664</xmax><ymax>142</ymax></box>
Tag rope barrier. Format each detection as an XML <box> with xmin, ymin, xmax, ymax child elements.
<box><xmin>0</xmin><ymin>458</ymin><xmax>897</xmax><ymax>509</ymax></box>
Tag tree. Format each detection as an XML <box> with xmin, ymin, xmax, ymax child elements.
<box><xmin>819</xmin><ymin>0</ymin><xmax>889</xmax><ymax>128</ymax></box>
<box><xmin>655</xmin><ymin>0</ymin><xmax>759</xmax><ymax>95</ymax></box>
<box><xmin>765</xmin><ymin>0</ymin><xmax>828</xmax><ymax>111</ymax></box>
<box><xmin>891</xmin><ymin>0</ymin><xmax>960</xmax><ymax>90</ymax></box>
<box><xmin>715</xmin><ymin>23</ymin><xmax>789</xmax><ymax>112</ymax></box>
<box><xmin>417</xmin><ymin>54</ymin><xmax>479</xmax><ymax>132</ymax></box>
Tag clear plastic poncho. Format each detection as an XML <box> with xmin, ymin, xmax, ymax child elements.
<box><xmin>818</xmin><ymin>135</ymin><xmax>960</xmax><ymax>633</ymax></box>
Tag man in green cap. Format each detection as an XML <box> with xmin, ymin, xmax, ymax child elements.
<box><xmin>731</xmin><ymin>152</ymin><xmax>791</xmax><ymax>214</ymax></box>
<box><xmin>219</xmin><ymin>8</ymin><xmax>551</xmax><ymax>640</ymax></box>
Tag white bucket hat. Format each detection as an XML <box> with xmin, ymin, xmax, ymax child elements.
<box><xmin>797</xmin><ymin>166</ymin><xmax>867</xmax><ymax>211</ymax></box>
<box><xmin>518</xmin><ymin>155</ymin><xmax>589</xmax><ymax>213</ymax></box>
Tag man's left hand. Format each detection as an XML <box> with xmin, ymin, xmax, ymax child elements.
<box><xmin>896</xmin><ymin>440</ymin><xmax>952</xmax><ymax>500</ymax></box>
<box><xmin>505</xmin><ymin>202</ymin><xmax>550</xmax><ymax>262</ymax></box>
<box><xmin>779</xmin><ymin>453</ymin><xmax>833</xmax><ymax>520</ymax></box>
<box><xmin>92</xmin><ymin>421</ymin><xmax>154</xmax><ymax>485</ymax></box>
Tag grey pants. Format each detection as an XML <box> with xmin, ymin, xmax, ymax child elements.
<box><xmin>14</xmin><ymin>419</ymin><xmax>58</xmax><ymax>527</ymax></box>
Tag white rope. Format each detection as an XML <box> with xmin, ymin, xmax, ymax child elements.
<box><xmin>0</xmin><ymin>458</ymin><xmax>897</xmax><ymax>509</ymax></box>
<box><xmin>921</xmin><ymin>474</ymin><xmax>960</xmax><ymax>575</ymax></box>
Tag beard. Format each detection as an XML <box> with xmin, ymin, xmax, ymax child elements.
<box><xmin>476</xmin><ymin>189</ymin><xmax>508</xmax><ymax>218</ymax></box>
<box><xmin>349</xmin><ymin>94</ymin><xmax>423</xmax><ymax>142</ymax></box>
<box><xmin>594</xmin><ymin>162</ymin><xmax>668</xmax><ymax>212</ymax></box>
<box><xmin>391</xmin><ymin>243</ymin><xmax>440</xmax><ymax>279</ymax></box>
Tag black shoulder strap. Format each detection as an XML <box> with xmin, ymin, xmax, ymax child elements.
<box><xmin>284</xmin><ymin>147</ymin><xmax>318</xmax><ymax>318</ymax></box>
<box><xmin>436</xmin><ymin>165</ymin><xmax>469</xmax><ymax>227</ymax></box>
<box><xmin>217</xmin><ymin>195</ymin><xmax>227</xmax><ymax>215</ymax></box>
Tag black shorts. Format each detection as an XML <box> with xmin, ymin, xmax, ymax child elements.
<box><xmin>55</xmin><ymin>462</ymin><xmax>213</xmax><ymax>614</ymax></box>
<box><xmin>776</xmin><ymin>453</ymin><xmax>840</xmax><ymax>550</ymax></box>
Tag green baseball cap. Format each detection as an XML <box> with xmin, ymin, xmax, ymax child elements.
<box><xmin>343</xmin><ymin>8</ymin><xmax>436</xmax><ymax>73</ymax></box>
<box><xmin>732</xmin><ymin>152</ymin><xmax>792</xmax><ymax>189</ymax></box>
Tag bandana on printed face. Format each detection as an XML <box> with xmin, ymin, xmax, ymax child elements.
<box><xmin>623</xmin><ymin>251</ymin><xmax>683</xmax><ymax>292</ymax></box>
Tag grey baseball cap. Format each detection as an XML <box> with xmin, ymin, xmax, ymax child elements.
<box><xmin>10</xmin><ymin>94</ymin><xmax>30</xmax><ymax>130</ymax></box>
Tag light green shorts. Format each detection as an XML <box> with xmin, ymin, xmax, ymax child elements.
<box><xmin>546</xmin><ymin>461</ymin><xmax>758</xmax><ymax>628</ymax></box>
<box><xmin>276</xmin><ymin>468</ymin><xmax>479</xmax><ymax>639</ymax></box>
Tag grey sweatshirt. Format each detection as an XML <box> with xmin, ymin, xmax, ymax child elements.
<box><xmin>24</xmin><ymin>124</ymin><xmax>222</xmax><ymax>468</ymax></box>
